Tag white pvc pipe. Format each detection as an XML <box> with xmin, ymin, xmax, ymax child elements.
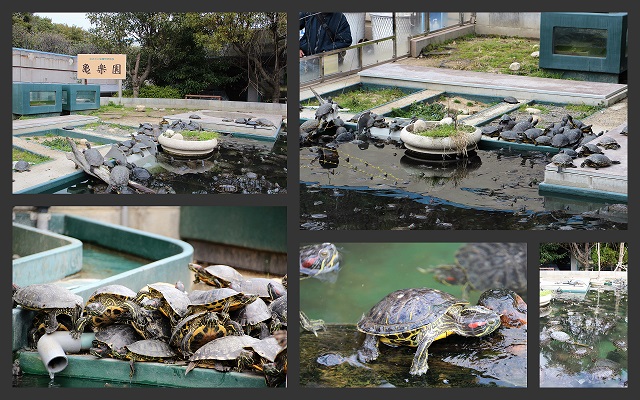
<box><xmin>36</xmin><ymin>332</ymin><xmax>95</xmax><ymax>378</ymax></box>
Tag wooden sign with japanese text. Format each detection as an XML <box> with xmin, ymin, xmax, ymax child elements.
<box><xmin>77</xmin><ymin>54</ymin><xmax>126</xmax><ymax>79</ymax></box>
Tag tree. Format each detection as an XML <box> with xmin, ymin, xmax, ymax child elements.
<box><xmin>87</xmin><ymin>13</ymin><xmax>172</xmax><ymax>98</ymax></box>
<box><xmin>193</xmin><ymin>12</ymin><xmax>287</xmax><ymax>103</ymax></box>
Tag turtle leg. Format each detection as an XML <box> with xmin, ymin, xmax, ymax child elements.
<box><xmin>357</xmin><ymin>334</ymin><xmax>380</xmax><ymax>363</ymax></box>
<box><xmin>409</xmin><ymin>330</ymin><xmax>436</xmax><ymax>376</ymax></box>
<box><xmin>44</xmin><ymin>311</ymin><xmax>61</xmax><ymax>334</ymax></box>
<box><xmin>129</xmin><ymin>359</ymin><xmax>136</xmax><ymax>379</ymax></box>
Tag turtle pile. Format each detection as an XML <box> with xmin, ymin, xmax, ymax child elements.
<box><xmin>12</xmin><ymin>264</ymin><xmax>287</xmax><ymax>387</ymax></box>
<box><xmin>481</xmin><ymin>113</ymin><xmax>602</xmax><ymax>149</ymax></box>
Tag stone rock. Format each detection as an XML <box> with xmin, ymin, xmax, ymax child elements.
<box><xmin>525</xmin><ymin>108</ymin><xmax>541</xmax><ymax>114</ymax></box>
<box><xmin>530</xmin><ymin>51</ymin><xmax>540</xmax><ymax>58</ymax></box>
<box><xmin>412</xmin><ymin>119</ymin><xmax>428</xmax><ymax>133</ymax></box>
<box><xmin>135</xmin><ymin>105</ymin><xmax>146</xmax><ymax>112</ymax></box>
<box><xmin>439</xmin><ymin>117</ymin><xmax>455</xmax><ymax>125</ymax></box>
<box><xmin>509</xmin><ymin>62</ymin><xmax>521</xmax><ymax>71</ymax></box>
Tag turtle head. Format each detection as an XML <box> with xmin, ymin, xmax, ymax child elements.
<box><xmin>456</xmin><ymin>305</ymin><xmax>501</xmax><ymax>337</ymax></box>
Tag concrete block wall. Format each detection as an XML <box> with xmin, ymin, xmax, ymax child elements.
<box><xmin>474</xmin><ymin>12</ymin><xmax>541</xmax><ymax>38</ymax></box>
<box><xmin>102</xmin><ymin>97</ymin><xmax>287</xmax><ymax>116</ymax></box>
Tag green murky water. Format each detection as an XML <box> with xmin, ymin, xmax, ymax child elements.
<box><xmin>540</xmin><ymin>288</ymin><xmax>628</xmax><ymax>387</ymax></box>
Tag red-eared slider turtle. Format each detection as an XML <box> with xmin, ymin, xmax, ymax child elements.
<box><xmin>356</xmin><ymin>288</ymin><xmax>501</xmax><ymax>376</ymax></box>
<box><xmin>187</xmin><ymin>287</ymin><xmax>258</xmax><ymax>314</ymax></box>
<box><xmin>83</xmin><ymin>142</ymin><xmax>104</xmax><ymax>172</ymax></box>
<box><xmin>90</xmin><ymin>323</ymin><xmax>142</xmax><ymax>359</ymax></box>
<box><xmin>577</xmin><ymin>143</ymin><xmax>603</xmax><ymax>157</ymax></box>
<box><xmin>268</xmin><ymin>292</ymin><xmax>287</xmax><ymax>331</ymax></box>
<box><xmin>246</xmin><ymin>335</ymin><xmax>287</xmax><ymax>387</ymax></box>
<box><xmin>316</xmin><ymin>145</ymin><xmax>339</xmax><ymax>168</ymax></box>
<box><xmin>597</xmin><ymin>136</ymin><xmax>621</xmax><ymax>150</ymax></box>
<box><xmin>563</xmin><ymin>128</ymin><xmax>583</xmax><ymax>146</ymax></box>
<box><xmin>512</xmin><ymin>116</ymin><xmax>535</xmax><ymax>133</ymax></box>
<box><xmin>13</xmin><ymin>283</ymin><xmax>84</xmax><ymax>339</ymax></box>
<box><xmin>233</xmin><ymin>297</ymin><xmax>272</xmax><ymax>338</ymax></box>
<box><xmin>300</xmin><ymin>243</ymin><xmax>342</xmax><ymax>282</ymax></box>
<box><xmin>229</xmin><ymin>278</ymin><xmax>286</xmax><ymax>300</ymax></box>
<box><xmin>551</xmin><ymin>153</ymin><xmax>577</xmax><ymax>172</ymax></box>
<box><xmin>136</xmin><ymin>283</ymin><xmax>190</xmax><ymax>326</ymax></box>
<box><xmin>580</xmin><ymin>154</ymin><xmax>621</xmax><ymax>169</ymax></box>
<box><xmin>106</xmin><ymin>164</ymin><xmax>130</xmax><ymax>193</ymax></box>
<box><xmin>76</xmin><ymin>284</ymin><xmax>138</xmax><ymax>331</ymax></box>
<box><xmin>550</xmin><ymin>133</ymin><xmax>570</xmax><ymax>148</ymax></box>
<box><xmin>29</xmin><ymin>313</ymin><xmax>75</xmax><ymax>347</ymax></box>
<box><xmin>13</xmin><ymin>160</ymin><xmax>31</xmax><ymax>172</ymax></box>
<box><xmin>114</xmin><ymin>339</ymin><xmax>177</xmax><ymax>377</ymax></box>
<box><xmin>432</xmin><ymin>243</ymin><xmax>527</xmax><ymax>300</ymax></box>
<box><xmin>503</xmin><ymin>96</ymin><xmax>519</xmax><ymax>104</ymax></box>
<box><xmin>480</xmin><ymin>125</ymin><xmax>501</xmax><ymax>137</ymax></box>
<box><xmin>185</xmin><ymin>334</ymin><xmax>260</xmax><ymax>374</ymax></box>
<box><xmin>477</xmin><ymin>288</ymin><xmax>527</xmax><ymax>328</ymax></box>
<box><xmin>560</xmin><ymin>148</ymin><xmax>579</xmax><ymax>158</ymax></box>
<box><xmin>523</xmin><ymin>127</ymin><xmax>544</xmax><ymax>142</ymax></box>
<box><xmin>549</xmin><ymin>330</ymin><xmax>591</xmax><ymax>347</ymax></box>
<box><xmin>534</xmin><ymin>135</ymin><xmax>553</xmax><ymax>146</ymax></box>
<box><xmin>169</xmin><ymin>310</ymin><xmax>242</xmax><ymax>358</ymax></box>
<box><xmin>498</xmin><ymin>130</ymin><xmax>522</xmax><ymax>142</ymax></box>
<box><xmin>188</xmin><ymin>263</ymin><xmax>244</xmax><ymax>287</ymax></box>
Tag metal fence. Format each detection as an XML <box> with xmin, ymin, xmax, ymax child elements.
<box><xmin>300</xmin><ymin>12</ymin><xmax>475</xmax><ymax>86</ymax></box>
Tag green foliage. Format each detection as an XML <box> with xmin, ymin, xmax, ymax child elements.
<box><xmin>38</xmin><ymin>136</ymin><xmax>73</xmax><ymax>151</ymax></box>
<box><xmin>519</xmin><ymin>103</ymin><xmax>550</xmax><ymax>114</ymax></box>
<box><xmin>181</xmin><ymin>131</ymin><xmax>220</xmax><ymax>141</ymax></box>
<box><xmin>389</xmin><ymin>101</ymin><xmax>447</xmax><ymax>120</ymax></box>
<box><xmin>589</xmin><ymin>243</ymin><xmax>627</xmax><ymax>269</ymax></box>
<box><xmin>415</xmin><ymin>123</ymin><xmax>475</xmax><ymax>138</ymax></box>
<box><xmin>138</xmin><ymin>85</ymin><xmax>183</xmax><ymax>99</ymax></box>
<box><xmin>12</xmin><ymin>148</ymin><xmax>51</xmax><ymax>164</ymax></box>
<box><xmin>565</xmin><ymin>103</ymin><xmax>605</xmax><ymax>119</ymax></box>
<box><xmin>539</xmin><ymin>243</ymin><xmax>568</xmax><ymax>265</ymax></box>
<box><xmin>328</xmin><ymin>87</ymin><xmax>406</xmax><ymax>113</ymax></box>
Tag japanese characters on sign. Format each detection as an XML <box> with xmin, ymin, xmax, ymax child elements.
<box><xmin>77</xmin><ymin>54</ymin><xmax>126</xmax><ymax>79</ymax></box>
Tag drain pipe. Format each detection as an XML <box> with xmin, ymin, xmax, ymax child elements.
<box><xmin>35</xmin><ymin>206</ymin><xmax>51</xmax><ymax>230</ymax></box>
<box><xmin>37</xmin><ymin>332</ymin><xmax>95</xmax><ymax>378</ymax></box>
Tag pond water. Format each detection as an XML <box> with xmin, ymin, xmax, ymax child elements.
<box><xmin>300</xmin><ymin>141</ymin><xmax>626</xmax><ymax>230</ymax></box>
<box><xmin>58</xmin><ymin>137</ymin><xmax>287</xmax><ymax>194</ymax></box>
<box><xmin>540</xmin><ymin>288</ymin><xmax>628</xmax><ymax>388</ymax></box>
<box><xmin>12</xmin><ymin>372</ymin><xmax>161</xmax><ymax>388</ymax></box>
<box><xmin>299</xmin><ymin>242</ymin><xmax>527</xmax><ymax>388</ymax></box>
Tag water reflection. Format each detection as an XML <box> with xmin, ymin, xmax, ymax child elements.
<box><xmin>540</xmin><ymin>288</ymin><xmax>628</xmax><ymax>387</ymax></box>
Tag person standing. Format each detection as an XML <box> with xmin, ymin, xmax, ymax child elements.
<box><xmin>299</xmin><ymin>12</ymin><xmax>352</xmax><ymax>58</ymax></box>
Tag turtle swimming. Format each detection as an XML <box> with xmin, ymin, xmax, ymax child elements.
<box><xmin>356</xmin><ymin>288</ymin><xmax>500</xmax><ymax>376</ymax></box>
<box><xmin>431</xmin><ymin>243</ymin><xmax>527</xmax><ymax>300</ymax></box>
<box><xmin>299</xmin><ymin>242</ymin><xmax>342</xmax><ymax>282</ymax></box>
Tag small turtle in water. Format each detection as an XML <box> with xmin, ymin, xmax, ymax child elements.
<box><xmin>300</xmin><ymin>310</ymin><xmax>326</xmax><ymax>336</ymax></box>
<box><xmin>299</xmin><ymin>243</ymin><xmax>341</xmax><ymax>282</ymax></box>
<box><xmin>13</xmin><ymin>160</ymin><xmax>31</xmax><ymax>172</ymax></box>
<box><xmin>597</xmin><ymin>136</ymin><xmax>621</xmax><ymax>150</ymax></box>
<box><xmin>431</xmin><ymin>243</ymin><xmax>527</xmax><ymax>300</ymax></box>
<box><xmin>549</xmin><ymin>330</ymin><xmax>591</xmax><ymax>348</ymax></box>
<box><xmin>356</xmin><ymin>288</ymin><xmax>500</xmax><ymax>376</ymax></box>
<box><xmin>477</xmin><ymin>288</ymin><xmax>527</xmax><ymax>328</ymax></box>
<box><xmin>580</xmin><ymin>154</ymin><xmax>621</xmax><ymax>169</ymax></box>
<box><xmin>551</xmin><ymin>153</ymin><xmax>577</xmax><ymax>172</ymax></box>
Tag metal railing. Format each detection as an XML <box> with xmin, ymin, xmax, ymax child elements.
<box><xmin>300</xmin><ymin>12</ymin><xmax>475</xmax><ymax>86</ymax></box>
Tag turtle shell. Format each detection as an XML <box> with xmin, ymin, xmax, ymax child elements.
<box><xmin>190</xmin><ymin>335</ymin><xmax>260</xmax><ymax>362</ymax></box>
<box><xmin>83</xmin><ymin>144</ymin><xmax>104</xmax><ymax>167</ymax></box>
<box><xmin>138</xmin><ymin>283</ymin><xmax>190</xmax><ymax>321</ymax></box>
<box><xmin>230</xmin><ymin>278</ymin><xmax>285</xmax><ymax>299</ymax></box>
<box><xmin>357</xmin><ymin>288</ymin><xmax>463</xmax><ymax>336</ymax></box>
<box><xmin>247</xmin><ymin>335</ymin><xmax>285</xmax><ymax>363</ymax></box>
<box><xmin>188</xmin><ymin>263</ymin><xmax>244</xmax><ymax>287</ymax></box>
<box><xmin>477</xmin><ymin>288</ymin><xmax>527</xmax><ymax>328</ymax></box>
<box><xmin>268</xmin><ymin>292</ymin><xmax>287</xmax><ymax>327</ymax></box>
<box><xmin>13</xmin><ymin>283</ymin><xmax>83</xmax><ymax>311</ymax></box>
<box><xmin>82</xmin><ymin>284</ymin><xmax>139</xmax><ymax>328</ymax></box>
<box><xmin>551</xmin><ymin>153</ymin><xmax>575</xmax><ymax>168</ymax></box>
<box><xmin>110</xmin><ymin>165</ymin><xmax>130</xmax><ymax>186</ymax></box>
<box><xmin>170</xmin><ymin>311</ymin><xmax>240</xmax><ymax>358</ymax></box>
<box><xmin>315</xmin><ymin>102</ymin><xmax>334</xmax><ymax>119</ymax></box>
<box><xmin>581</xmin><ymin>154</ymin><xmax>618</xmax><ymax>168</ymax></box>
<box><xmin>91</xmin><ymin>323</ymin><xmax>142</xmax><ymax>357</ymax></box>
<box><xmin>187</xmin><ymin>288</ymin><xmax>258</xmax><ymax>313</ymax></box>
<box><xmin>122</xmin><ymin>339</ymin><xmax>176</xmax><ymax>360</ymax></box>
<box><xmin>235</xmin><ymin>297</ymin><xmax>271</xmax><ymax>326</ymax></box>
<box><xmin>14</xmin><ymin>160</ymin><xmax>30</xmax><ymax>172</ymax></box>
<box><xmin>454</xmin><ymin>243</ymin><xmax>527</xmax><ymax>294</ymax></box>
